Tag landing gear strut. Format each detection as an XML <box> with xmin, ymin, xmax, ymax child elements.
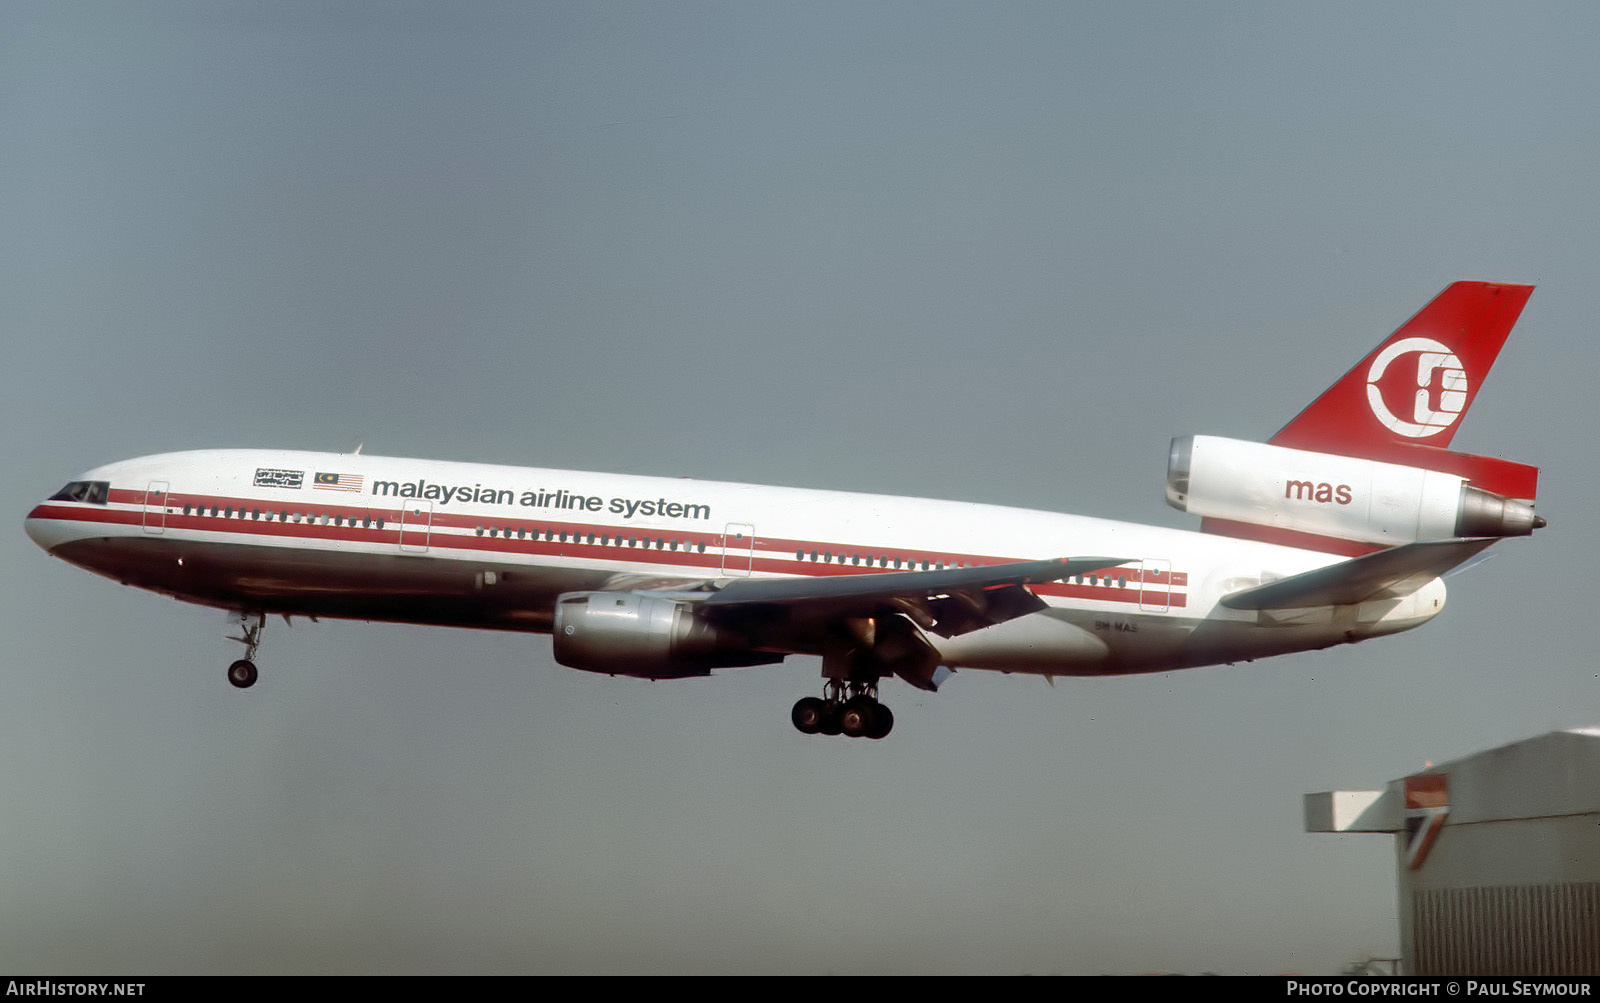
<box><xmin>791</xmin><ymin>679</ymin><xmax>894</xmax><ymax>739</ymax></box>
<box><xmin>225</xmin><ymin>612</ymin><xmax>265</xmax><ymax>689</ymax></box>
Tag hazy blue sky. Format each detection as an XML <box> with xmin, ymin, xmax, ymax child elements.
<box><xmin>4</xmin><ymin>1</ymin><xmax>1597</xmax><ymax>974</ymax></box>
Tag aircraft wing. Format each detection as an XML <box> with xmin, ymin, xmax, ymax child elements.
<box><xmin>1219</xmin><ymin>538</ymin><xmax>1499</xmax><ymax>611</ymax></box>
<box><xmin>683</xmin><ymin>556</ymin><xmax>1124</xmax><ymax>638</ymax></box>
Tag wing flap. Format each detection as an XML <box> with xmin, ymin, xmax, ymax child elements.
<box><xmin>1220</xmin><ymin>538</ymin><xmax>1498</xmax><ymax>611</ymax></box>
<box><xmin>691</xmin><ymin>556</ymin><xmax>1123</xmax><ymax>638</ymax></box>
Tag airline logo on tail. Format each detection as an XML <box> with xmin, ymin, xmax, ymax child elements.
<box><xmin>1366</xmin><ymin>337</ymin><xmax>1466</xmax><ymax>439</ymax></box>
<box><xmin>1193</xmin><ymin>281</ymin><xmax>1542</xmax><ymax>552</ymax></box>
<box><xmin>1266</xmin><ymin>282</ymin><xmax>1538</xmax><ymax>502</ymax></box>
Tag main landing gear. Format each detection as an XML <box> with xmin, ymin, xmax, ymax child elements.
<box><xmin>225</xmin><ymin>612</ymin><xmax>265</xmax><ymax>689</ymax></box>
<box><xmin>791</xmin><ymin>680</ymin><xmax>895</xmax><ymax>739</ymax></box>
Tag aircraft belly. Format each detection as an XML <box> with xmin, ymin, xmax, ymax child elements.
<box><xmin>49</xmin><ymin>536</ymin><xmax>599</xmax><ymax>632</ymax></box>
<box><xmin>931</xmin><ymin>598</ymin><xmax>1427</xmax><ymax>677</ymax></box>
<box><xmin>932</xmin><ymin>608</ymin><xmax>1118</xmax><ymax>674</ymax></box>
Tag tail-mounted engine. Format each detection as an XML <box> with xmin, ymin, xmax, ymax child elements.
<box><xmin>1166</xmin><ymin>435</ymin><xmax>1542</xmax><ymax>546</ymax></box>
<box><xmin>552</xmin><ymin>591</ymin><xmax>782</xmax><ymax>679</ymax></box>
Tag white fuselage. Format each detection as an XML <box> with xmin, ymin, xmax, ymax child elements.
<box><xmin>24</xmin><ymin>449</ymin><xmax>1447</xmax><ymax>678</ymax></box>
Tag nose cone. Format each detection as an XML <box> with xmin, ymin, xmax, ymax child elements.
<box><xmin>25</xmin><ymin>503</ymin><xmax>66</xmax><ymax>554</ymax></box>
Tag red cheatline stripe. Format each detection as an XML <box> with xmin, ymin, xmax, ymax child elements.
<box><xmin>37</xmin><ymin>496</ymin><xmax>1189</xmax><ymax>608</ymax></box>
<box><xmin>111</xmin><ymin>487</ymin><xmax>1197</xmax><ymax>582</ymax></box>
<box><xmin>1199</xmin><ymin>517</ymin><xmax>1378</xmax><ymax>557</ymax></box>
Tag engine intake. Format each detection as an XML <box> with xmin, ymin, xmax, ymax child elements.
<box><xmin>552</xmin><ymin>591</ymin><xmax>780</xmax><ymax>679</ymax></box>
<box><xmin>1166</xmin><ymin>435</ymin><xmax>1542</xmax><ymax>545</ymax></box>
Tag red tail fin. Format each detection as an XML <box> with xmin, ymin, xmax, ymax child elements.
<box><xmin>1273</xmin><ymin>282</ymin><xmax>1531</xmax><ymax>453</ymax></box>
<box><xmin>1269</xmin><ymin>281</ymin><xmax>1537</xmax><ymax>500</ymax></box>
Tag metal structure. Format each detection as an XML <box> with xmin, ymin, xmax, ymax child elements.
<box><xmin>1307</xmin><ymin>728</ymin><xmax>1600</xmax><ymax>975</ymax></box>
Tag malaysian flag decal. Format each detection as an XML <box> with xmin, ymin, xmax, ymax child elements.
<box><xmin>314</xmin><ymin>472</ymin><xmax>364</xmax><ymax>492</ymax></box>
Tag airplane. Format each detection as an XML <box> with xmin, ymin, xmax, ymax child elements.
<box><xmin>25</xmin><ymin>281</ymin><xmax>1544</xmax><ymax>739</ymax></box>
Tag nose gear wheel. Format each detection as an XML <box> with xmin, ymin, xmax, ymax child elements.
<box><xmin>224</xmin><ymin>612</ymin><xmax>266</xmax><ymax>689</ymax></box>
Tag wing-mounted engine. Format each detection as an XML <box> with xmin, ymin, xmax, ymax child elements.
<box><xmin>552</xmin><ymin>591</ymin><xmax>782</xmax><ymax>679</ymax></box>
<box><xmin>1166</xmin><ymin>435</ymin><xmax>1542</xmax><ymax>547</ymax></box>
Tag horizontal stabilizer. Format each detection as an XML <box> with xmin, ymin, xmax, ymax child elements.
<box><xmin>1220</xmin><ymin>538</ymin><xmax>1498</xmax><ymax>611</ymax></box>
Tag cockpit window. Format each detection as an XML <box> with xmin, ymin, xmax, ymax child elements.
<box><xmin>48</xmin><ymin>481</ymin><xmax>110</xmax><ymax>505</ymax></box>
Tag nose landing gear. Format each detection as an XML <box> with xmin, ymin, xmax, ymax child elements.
<box><xmin>225</xmin><ymin>612</ymin><xmax>265</xmax><ymax>689</ymax></box>
<box><xmin>226</xmin><ymin>658</ymin><xmax>258</xmax><ymax>688</ymax></box>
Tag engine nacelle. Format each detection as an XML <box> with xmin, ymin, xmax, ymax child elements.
<box><xmin>552</xmin><ymin>591</ymin><xmax>781</xmax><ymax>679</ymax></box>
<box><xmin>1166</xmin><ymin>435</ymin><xmax>1541</xmax><ymax>545</ymax></box>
